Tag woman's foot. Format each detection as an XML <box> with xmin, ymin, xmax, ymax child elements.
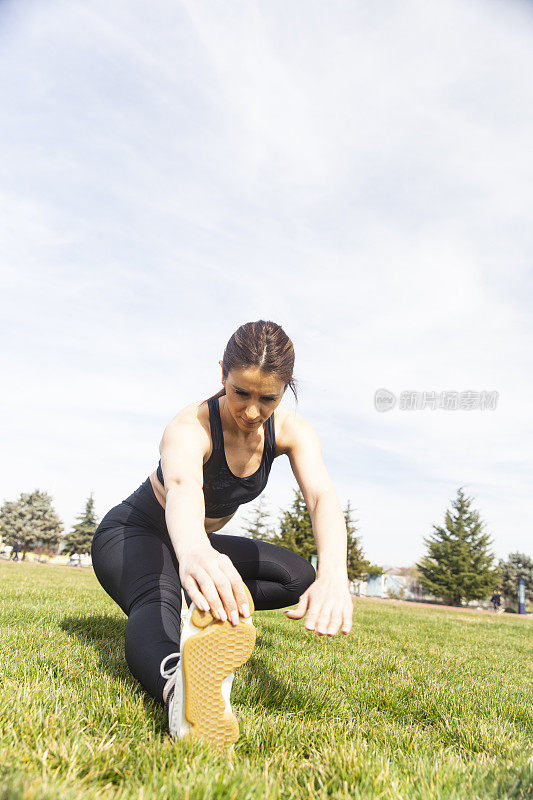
<box><xmin>161</xmin><ymin>652</ymin><xmax>185</xmax><ymax>738</ymax></box>
<box><xmin>161</xmin><ymin>585</ymin><xmax>256</xmax><ymax>749</ymax></box>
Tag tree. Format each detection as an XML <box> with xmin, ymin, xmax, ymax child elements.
<box><xmin>499</xmin><ymin>552</ymin><xmax>533</xmax><ymax>611</ymax></box>
<box><xmin>271</xmin><ymin>488</ymin><xmax>316</xmax><ymax>561</ymax></box>
<box><xmin>416</xmin><ymin>487</ymin><xmax>498</xmax><ymax>606</ymax></box>
<box><xmin>365</xmin><ymin>564</ymin><xmax>384</xmax><ymax>578</ymax></box>
<box><xmin>0</xmin><ymin>490</ymin><xmax>63</xmax><ymax>559</ymax></box>
<box><xmin>344</xmin><ymin>499</ymin><xmax>370</xmax><ymax>581</ymax></box>
<box><xmin>0</xmin><ymin>499</ymin><xmax>30</xmax><ymax>555</ymax></box>
<box><xmin>240</xmin><ymin>495</ymin><xmax>276</xmax><ymax>541</ymax></box>
<box><xmin>63</xmin><ymin>492</ymin><xmax>99</xmax><ymax>555</ymax></box>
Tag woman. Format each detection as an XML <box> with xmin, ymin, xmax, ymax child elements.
<box><xmin>91</xmin><ymin>320</ymin><xmax>353</xmax><ymax>747</ymax></box>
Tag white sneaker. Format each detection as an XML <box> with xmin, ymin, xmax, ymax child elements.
<box><xmin>161</xmin><ymin>587</ymin><xmax>256</xmax><ymax>748</ymax></box>
<box><xmin>160</xmin><ymin>651</ymin><xmax>187</xmax><ymax>739</ymax></box>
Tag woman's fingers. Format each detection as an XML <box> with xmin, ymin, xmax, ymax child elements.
<box><xmin>284</xmin><ymin>591</ymin><xmax>309</xmax><ymax>619</ymax></box>
<box><xmin>326</xmin><ymin>610</ymin><xmax>343</xmax><ymax>636</ymax></box>
<box><xmin>183</xmin><ymin>571</ymin><xmax>223</xmax><ymax>618</ymax></box>
<box><xmin>227</xmin><ymin>571</ymin><xmax>252</xmax><ymax>618</ymax></box>
<box><xmin>211</xmin><ymin>568</ymin><xmax>241</xmax><ymax>624</ymax></box>
<box><xmin>182</xmin><ymin>575</ymin><xmax>210</xmax><ymax>612</ymax></box>
<box><xmin>181</xmin><ymin>550</ymin><xmax>249</xmax><ymax>625</ymax></box>
<box><xmin>217</xmin><ymin>554</ymin><xmax>251</xmax><ymax>619</ymax></box>
<box><xmin>194</xmin><ymin>568</ymin><xmax>232</xmax><ymax>621</ymax></box>
<box><xmin>204</xmin><ymin>559</ymin><xmax>247</xmax><ymax>624</ymax></box>
<box><xmin>342</xmin><ymin>598</ymin><xmax>354</xmax><ymax>634</ymax></box>
<box><xmin>313</xmin><ymin>602</ymin><xmax>334</xmax><ymax>636</ymax></box>
<box><xmin>284</xmin><ymin>577</ymin><xmax>354</xmax><ymax>636</ymax></box>
<box><xmin>322</xmin><ymin>597</ymin><xmax>353</xmax><ymax>635</ymax></box>
<box><xmin>301</xmin><ymin>591</ymin><xmax>325</xmax><ymax>631</ymax></box>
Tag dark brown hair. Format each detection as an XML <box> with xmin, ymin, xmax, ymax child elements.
<box><xmin>206</xmin><ymin>320</ymin><xmax>297</xmax><ymax>405</ymax></box>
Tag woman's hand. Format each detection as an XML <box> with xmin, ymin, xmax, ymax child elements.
<box><xmin>178</xmin><ymin>545</ymin><xmax>251</xmax><ymax>626</ymax></box>
<box><xmin>284</xmin><ymin>573</ymin><xmax>353</xmax><ymax>636</ymax></box>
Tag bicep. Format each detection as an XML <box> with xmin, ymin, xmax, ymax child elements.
<box><xmin>159</xmin><ymin>421</ymin><xmax>207</xmax><ymax>494</ymax></box>
<box><xmin>287</xmin><ymin>416</ymin><xmax>336</xmax><ymax>514</ymax></box>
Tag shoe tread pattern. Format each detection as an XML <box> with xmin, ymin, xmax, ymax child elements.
<box><xmin>182</xmin><ymin>586</ymin><xmax>256</xmax><ymax>746</ymax></box>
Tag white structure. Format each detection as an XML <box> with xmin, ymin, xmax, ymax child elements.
<box><xmin>365</xmin><ymin>571</ymin><xmax>415</xmax><ymax>600</ymax></box>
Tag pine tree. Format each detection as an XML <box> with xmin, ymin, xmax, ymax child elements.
<box><xmin>344</xmin><ymin>499</ymin><xmax>370</xmax><ymax>582</ymax></box>
<box><xmin>271</xmin><ymin>488</ymin><xmax>316</xmax><ymax>561</ymax></box>
<box><xmin>498</xmin><ymin>552</ymin><xmax>533</xmax><ymax>611</ymax></box>
<box><xmin>0</xmin><ymin>499</ymin><xmax>30</xmax><ymax>555</ymax></box>
<box><xmin>0</xmin><ymin>490</ymin><xmax>63</xmax><ymax>559</ymax></box>
<box><xmin>63</xmin><ymin>492</ymin><xmax>99</xmax><ymax>555</ymax></box>
<box><xmin>416</xmin><ymin>487</ymin><xmax>498</xmax><ymax>605</ymax></box>
<box><xmin>240</xmin><ymin>495</ymin><xmax>276</xmax><ymax>541</ymax></box>
<box><xmin>366</xmin><ymin>564</ymin><xmax>384</xmax><ymax>578</ymax></box>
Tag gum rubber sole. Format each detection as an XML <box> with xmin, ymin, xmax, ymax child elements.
<box><xmin>181</xmin><ymin>585</ymin><xmax>256</xmax><ymax>747</ymax></box>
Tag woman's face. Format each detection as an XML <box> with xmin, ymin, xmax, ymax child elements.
<box><xmin>221</xmin><ymin>364</ymin><xmax>286</xmax><ymax>431</ymax></box>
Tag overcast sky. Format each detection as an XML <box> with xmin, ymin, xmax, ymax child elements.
<box><xmin>1</xmin><ymin>0</ymin><xmax>532</xmax><ymax>566</ymax></box>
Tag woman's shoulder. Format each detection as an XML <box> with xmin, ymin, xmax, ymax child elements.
<box><xmin>274</xmin><ymin>406</ymin><xmax>318</xmax><ymax>457</ymax></box>
<box><xmin>161</xmin><ymin>399</ymin><xmax>318</xmax><ymax>458</ymax></box>
<box><xmin>161</xmin><ymin>400</ymin><xmax>212</xmax><ymax>448</ymax></box>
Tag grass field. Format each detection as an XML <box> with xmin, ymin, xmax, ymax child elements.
<box><xmin>1</xmin><ymin>561</ymin><xmax>532</xmax><ymax>800</ymax></box>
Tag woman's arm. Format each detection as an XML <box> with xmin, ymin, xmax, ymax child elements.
<box><xmin>160</xmin><ymin>416</ymin><xmax>251</xmax><ymax>623</ymax></box>
<box><xmin>159</xmin><ymin>419</ymin><xmax>212</xmax><ymax>557</ymax></box>
<box><xmin>281</xmin><ymin>412</ymin><xmax>353</xmax><ymax>636</ymax></box>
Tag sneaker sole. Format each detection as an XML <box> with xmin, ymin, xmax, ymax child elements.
<box><xmin>181</xmin><ymin>584</ymin><xmax>256</xmax><ymax>747</ymax></box>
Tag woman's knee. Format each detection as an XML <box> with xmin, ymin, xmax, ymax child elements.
<box><xmin>287</xmin><ymin>553</ymin><xmax>316</xmax><ymax>597</ymax></box>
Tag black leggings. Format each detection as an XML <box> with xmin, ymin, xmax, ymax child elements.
<box><xmin>91</xmin><ymin>478</ymin><xmax>316</xmax><ymax>703</ymax></box>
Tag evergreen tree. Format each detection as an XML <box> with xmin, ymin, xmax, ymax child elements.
<box><xmin>343</xmin><ymin>499</ymin><xmax>370</xmax><ymax>581</ymax></box>
<box><xmin>498</xmin><ymin>552</ymin><xmax>533</xmax><ymax>611</ymax></box>
<box><xmin>0</xmin><ymin>490</ymin><xmax>63</xmax><ymax>559</ymax></box>
<box><xmin>416</xmin><ymin>487</ymin><xmax>498</xmax><ymax>605</ymax></box>
<box><xmin>271</xmin><ymin>488</ymin><xmax>316</xmax><ymax>561</ymax></box>
<box><xmin>0</xmin><ymin>499</ymin><xmax>30</xmax><ymax>555</ymax></box>
<box><xmin>240</xmin><ymin>495</ymin><xmax>276</xmax><ymax>541</ymax></box>
<box><xmin>365</xmin><ymin>564</ymin><xmax>384</xmax><ymax>578</ymax></box>
<box><xmin>63</xmin><ymin>492</ymin><xmax>99</xmax><ymax>555</ymax></box>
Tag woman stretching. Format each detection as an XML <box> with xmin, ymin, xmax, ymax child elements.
<box><xmin>91</xmin><ymin>320</ymin><xmax>353</xmax><ymax>749</ymax></box>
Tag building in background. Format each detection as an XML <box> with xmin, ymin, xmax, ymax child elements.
<box><xmin>353</xmin><ymin>567</ymin><xmax>432</xmax><ymax>601</ymax></box>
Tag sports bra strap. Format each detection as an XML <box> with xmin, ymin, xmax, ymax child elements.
<box><xmin>207</xmin><ymin>397</ymin><xmax>224</xmax><ymax>450</ymax></box>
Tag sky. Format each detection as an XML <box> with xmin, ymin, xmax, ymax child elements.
<box><xmin>1</xmin><ymin>0</ymin><xmax>532</xmax><ymax>566</ymax></box>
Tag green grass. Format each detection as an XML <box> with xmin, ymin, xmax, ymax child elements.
<box><xmin>0</xmin><ymin>561</ymin><xmax>532</xmax><ymax>800</ymax></box>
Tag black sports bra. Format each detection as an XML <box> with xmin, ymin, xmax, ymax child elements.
<box><xmin>156</xmin><ymin>396</ymin><xmax>276</xmax><ymax>517</ymax></box>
